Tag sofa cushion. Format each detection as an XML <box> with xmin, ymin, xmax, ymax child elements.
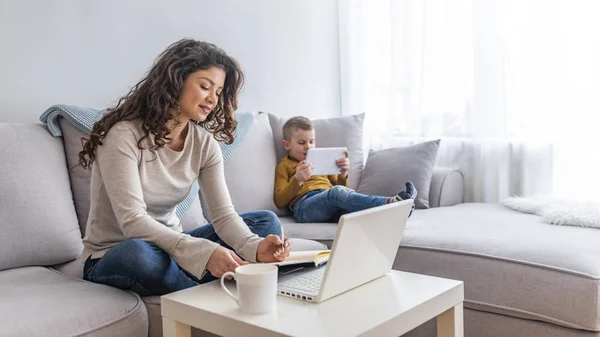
<box><xmin>268</xmin><ymin>113</ymin><xmax>366</xmax><ymax>191</ymax></box>
<box><xmin>0</xmin><ymin>267</ymin><xmax>148</xmax><ymax>336</ymax></box>
<box><xmin>396</xmin><ymin>203</ymin><xmax>600</xmax><ymax>331</ymax></box>
<box><xmin>280</xmin><ymin>216</ymin><xmax>337</xmax><ymax>245</ymax></box>
<box><xmin>58</xmin><ymin>117</ymin><xmax>206</xmax><ymax>234</ymax></box>
<box><xmin>202</xmin><ymin>112</ymin><xmax>279</xmax><ymax>219</ymax></box>
<box><xmin>357</xmin><ymin>140</ymin><xmax>440</xmax><ymax>209</ymax></box>
<box><xmin>0</xmin><ymin>124</ymin><xmax>82</xmax><ymax>271</ymax></box>
<box><xmin>51</xmin><ymin>257</ymin><xmax>85</xmax><ymax>279</ymax></box>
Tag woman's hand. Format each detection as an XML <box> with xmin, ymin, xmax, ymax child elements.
<box><xmin>256</xmin><ymin>235</ymin><xmax>292</xmax><ymax>263</ymax></box>
<box><xmin>206</xmin><ymin>245</ymin><xmax>248</xmax><ymax>278</ymax></box>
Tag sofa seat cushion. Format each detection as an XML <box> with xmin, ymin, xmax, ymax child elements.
<box><xmin>397</xmin><ymin>203</ymin><xmax>600</xmax><ymax>331</ymax></box>
<box><xmin>280</xmin><ymin>216</ymin><xmax>337</xmax><ymax>244</ymax></box>
<box><xmin>0</xmin><ymin>267</ymin><xmax>148</xmax><ymax>337</ymax></box>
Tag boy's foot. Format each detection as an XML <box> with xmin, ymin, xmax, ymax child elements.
<box><xmin>396</xmin><ymin>181</ymin><xmax>417</xmax><ymax>201</ymax></box>
<box><xmin>387</xmin><ymin>182</ymin><xmax>417</xmax><ymax>218</ymax></box>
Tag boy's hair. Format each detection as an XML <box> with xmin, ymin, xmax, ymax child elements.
<box><xmin>282</xmin><ymin>116</ymin><xmax>313</xmax><ymax>141</ymax></box>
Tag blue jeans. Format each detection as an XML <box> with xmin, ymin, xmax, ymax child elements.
<box><xmin>292</xmin><ymin>186</ymin><xmax>389</xmax><ymax>223</ymax></box>
<box><xmin>83</xmin><ymin>210</ymin><xmax>281</xmax><ymax>296</ymax></box>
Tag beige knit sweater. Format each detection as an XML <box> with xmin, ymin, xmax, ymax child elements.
<box><xmin>82</xmin><ymin>120</ymin><xmax>262</xmax><ymax>278</ymax></box>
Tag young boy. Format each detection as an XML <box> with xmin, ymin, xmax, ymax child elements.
<box><xmin>274</xmin><ymin>116</ymin><xmax>416</xmax><ymax>223</ymax></box>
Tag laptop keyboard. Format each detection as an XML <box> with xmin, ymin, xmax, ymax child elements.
<box><xmin>279</xmin><ymin>268</ymin><xmax>325</xmax><ymax>293</ymax></box>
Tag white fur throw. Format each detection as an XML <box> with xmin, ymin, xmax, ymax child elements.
<box><xmin>501</xmin><ymin>197</ymin><xmax>600</xmax><ymax>228</ymax></box>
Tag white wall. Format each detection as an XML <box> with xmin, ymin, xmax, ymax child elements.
<box><xmin>0</xmin><ymin>0</ymin><xmax>341</xmax><ymax>122</ymax></box>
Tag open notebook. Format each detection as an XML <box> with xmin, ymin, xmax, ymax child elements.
<box><xmin>269</xmin><ymin>250</ymin><xmax>330</xmax><ymax>267</ymax></box>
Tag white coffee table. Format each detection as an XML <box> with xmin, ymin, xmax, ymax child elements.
<box><xmin>161</xmin><ymin>270</ymin><xmax>464</xmax><ymax>337</ymax></box>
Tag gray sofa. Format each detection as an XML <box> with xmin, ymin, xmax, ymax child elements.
<box><xmin>1</xmin><ymin>111</ymin><xmax>598</xmax><ymax>337</ymax></box>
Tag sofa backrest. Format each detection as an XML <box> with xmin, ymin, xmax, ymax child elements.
<box><xmin>0</xmin><ymin>124</ymin><xmax>83</xmax><ymax>271</ymax></box>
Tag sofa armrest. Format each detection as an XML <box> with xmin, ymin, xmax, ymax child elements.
<box><xmin>429</xmin><ymin>167</ymin><xmax>464</xmax><ymax>208</ymax></box>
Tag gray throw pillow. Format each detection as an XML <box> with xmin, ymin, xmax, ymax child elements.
<box><xmin>357</xmin><ymin>140</ymin><xmax>440</xmax><ymax>209</ymax></box>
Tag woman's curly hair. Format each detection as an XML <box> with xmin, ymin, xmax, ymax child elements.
<box><xmin>78</xmin><ymin>39</ymin><xmax>244</xmax><ymax>169</ymax></box>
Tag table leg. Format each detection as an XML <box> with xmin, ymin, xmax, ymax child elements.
<box><xmin>437</xmin><ymin>303</ymin><xmax>463</xmax><ymax>337</ymax></box>
<box><xmin>163</xmin><ymin>317</ymin><xmax>191</xmax><ymax>337</ymax></box>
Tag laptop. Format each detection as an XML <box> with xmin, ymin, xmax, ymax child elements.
<box><xmin>277</xmin><ymin>199</ymin><xmax>413</xmax><ymax>303</ymax></box>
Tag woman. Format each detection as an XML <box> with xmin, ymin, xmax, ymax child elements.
<box><xmin>79</xmin><ymin>39</ymin><xmax>291</xmax><ymax>296</ymax></box>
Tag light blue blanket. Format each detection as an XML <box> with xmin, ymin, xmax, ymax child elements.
<box><xmin>40</xmin><ymin>104</ymin><xmax>254</xmax><ymax>219</ymax></box>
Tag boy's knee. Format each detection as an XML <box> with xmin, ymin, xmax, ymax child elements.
<box><xmin>328</xmin><ymin>185</ymin><xmax>351</xmax><ymax>200</ymax></box>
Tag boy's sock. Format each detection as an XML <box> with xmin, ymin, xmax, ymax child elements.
<box><xmin>386</xmin><ymin>182</ymin><xmax>417</xmax><ymax>217</ymax></box>
<box><xmin>387</xmin><ymin>181</ymin><xmax>417</xmax><ymax>203</ymax></box>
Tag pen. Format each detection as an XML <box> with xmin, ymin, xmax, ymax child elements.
<box><xmin>280</xmin><ymin>225</ymin><xmax>285</xmax><ymax>251</ymax></box>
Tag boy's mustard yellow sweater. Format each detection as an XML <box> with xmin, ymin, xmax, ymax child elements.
<box><xmin>274</xmin><ymin>156</ymin><xmax>348</xmax><ymax>209</ymax></box>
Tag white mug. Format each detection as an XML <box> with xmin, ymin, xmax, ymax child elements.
<box><xmin>220</xmin><ymin>264</ymin><xmax>278</xmax><ymax>314</ymax></box>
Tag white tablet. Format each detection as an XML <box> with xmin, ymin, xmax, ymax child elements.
<box><xmin>305</xmin><ymin>147</ymin><xmax>347</xmax><ymax>176</ymax></box>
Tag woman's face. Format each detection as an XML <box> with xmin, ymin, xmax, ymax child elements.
<box><xmin>178</xmin><ymin>66</ymin><xmax>226</xmax><ymax>122</ymax></box>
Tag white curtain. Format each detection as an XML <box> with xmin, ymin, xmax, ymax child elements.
<box><xmin>339</xmin><ymin>0</ymin><xmax>600</xmax><ymax>202</ymax></box>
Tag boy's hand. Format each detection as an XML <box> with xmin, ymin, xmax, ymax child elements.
<box><xmin>336</xmin><ymin>151</ymin><xmax>350</xmax><ymax>178</ymax></box>
<box><xmin>296</xmin><ymin>160</ymin><xmax>313</xmax><ymax>184</ymax></box>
